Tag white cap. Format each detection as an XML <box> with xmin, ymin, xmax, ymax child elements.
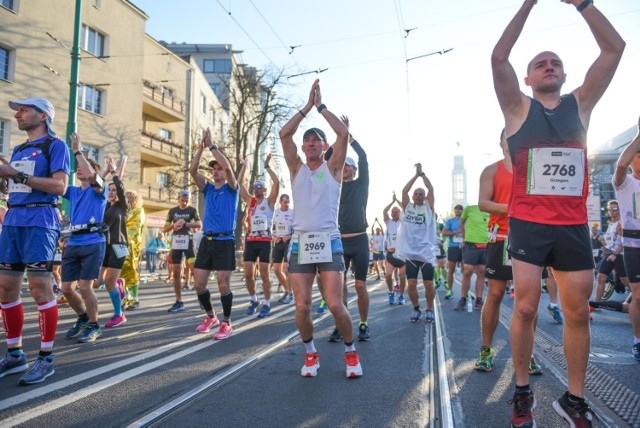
<box><xmin>9</xmin><ymin>97</ymin><xmax>56</xmax><ymax>136</ymax></box>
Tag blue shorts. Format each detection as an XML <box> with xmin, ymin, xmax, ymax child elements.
<box><xmin>0</xmin><ymin>226</ymin><xmax>59</xmax><ymax>273</ymax></box>
<box><xmin>62</xmin><ymin>242</ymin><xmax>106</xmax><ymax>282</ymax></box>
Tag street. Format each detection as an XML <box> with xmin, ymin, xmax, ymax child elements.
<box><xmin>0</xmin><ymin>271</ymin><xmax>637</xmax><ymax>427</ymax></box>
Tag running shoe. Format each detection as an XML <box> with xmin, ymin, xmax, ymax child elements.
<box><xmin>116</xmin><ymin>278</ymin><xmax>125</xmax><ymax>299</ymax></box>
<box><xmin>301</xmin><ymin>352</ymin><xmax>320</xmax><ymax>377</ymax></box>
<box><xmin>257</xmin><ymin>304</ymin><xmax>271</xmax><ymax>319</ymax></box>
<box><xmin>65</xmin><ymin>319</ymin><xmax>89</xmax><ymax>338</ymax></box>
<box><xmin>212</xmin><ymin>322</ymin><xmax>232</xmax><ymax>340</ymax></box>
<box><xmin>317</xmin><ymin>299</ymin><xmax>327</xmax><ymax>314</ymax></box>
<box><xmin>509</xmin><ymin>389</ymin><xmax>536</xmax><ymax>428</ymax></box>
<box><xmin>196</xmin><ymin>315</ymin><xmax>220</xmax><ymax>333</ymax></box>
<box><xmin>474</xmin><ymin>346</ymin><xmax>494</xmax><ymax>372</ymax></box>
<box><xmin>474</xmin><ymin>297</ymin><xmax>484</xmax><ymax>311</ymax></box>
<box><xmin>425</xmin><ymin>310</ymin><xmax>435</xmax><ymax>323</ymax></box>
<box><xmin>435</xmin><ymin>279</ymin><xmax>442</xmax><ymax>290</ymax></box>
<box><xmin>328</xmin><ymin>328</ymin><xmax>342</xmax><ymax>342</ymax></box>
<box><xmin>105</xmin><ymin>314</ymin><xmax>126</xmax><ymax>328</ymax></box>
<box><xmin>281</xmin><ymin>294</ymin><xmax>293</xmax><ymax>304</ymax></box>
<box><xmin>388</xmin><ymin>291</ymin><xmax>395</xmax><ymax>305</ymax></box>
<box><xmin>126</xmin><ymin>300</ymin><xmax>140</xmax><ymax>311</ymax></box>
<box><xmin>410</xmin><ymin>310</ymin><xmax>422</xmax><ymax>323</ymax></box>
<box><xmin>547</xmin><ymin>304</ymin><xmax>563</xmax><ymax>324</ymax></box>
<box><xmin>78</xmin><ymin>325</ymin><xmax>103</xmax><ymax>343</ymax></box>
<box><xmin>632</xmin><ymin>343</ymin><xmax>640</xmax><ymax>362</ymax></box>
<box><xmin>0</xmin><ymin>352</ymin><xmax>28</xmax><ymax>378</ymax></box>
<box><xmin>398</xmin><ymin>295</ymin><xmax>405</xmax><ymax>305</ymax></box>
<box><xmin>18</xmin><ymin>356</ymin><xmax>54</xmax><ymax>385</ymax></box>
<box><xmin>246</xmin><ymin>300</ymin><xmax>260</xmax><ymax>315</ymax></box>
<box><xmin>345</xmin><ymin>351</ymin><xmax>363</xmax><ymax>378</ymax></box>
<box><xmin>528</xmin><ymin>357</ymin><xmax>543</xmax><ymax>376</ymax></box>
<box><xmin>168</xmin><ymin>301</ymin><xmax>184</xmax><ymax>313</ymax></box>
<box><xmin>357</xmin><ymin>324</ymin><xmax>370</xmax><ymax>341</ymax></box>
<box><xmin>454</xmin><ymin>297</ymin><xmax>467</xmax><ymax>311</ymax></box>
<box><xmin>444</xmin><ymin>289</ymin><xmax>453</xmax><ymax>300</ymax></box>
<box><xmin>552</xmin><ymin>391</ymin><xmax>594</xmax><ymax>428</ymax></box>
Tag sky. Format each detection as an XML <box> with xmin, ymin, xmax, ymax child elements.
<box><xmin>133</xmin><ymin>0</ymin><xmax>640</xmax><ymax>223</ymax></box>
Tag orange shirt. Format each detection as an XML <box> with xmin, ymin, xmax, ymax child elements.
<box><xmin>489</xmin><ymin>160</ymin><xmax>511</xmax><ymax>241</ymax></box>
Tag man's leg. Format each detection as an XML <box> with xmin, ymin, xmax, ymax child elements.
<box><xmin>629</xmin><ymin>282</ymin><xmax>640</xmax><ymax>351</ymax></box>
<box><xmin>510</xmin><ymin>259</ymin><xmax>544</xmax><ymax>388</ymax></box>
<box><xmin>552</xmin><ymin>269</ymin><xmax>593</xmax><ymax>398</ymax></box>
<box><xmin>78</xmin><ymin>279</ymin><xmax>99</xmax><ymax>322</ymax></box>
<box><xmin>482</xmin><ymin>279</ymin><xmax>507</xmax><ymax>348</ymax></box>
<box><xmin>474</xmin><ymin>265</ymin><xmax>486</xmax><ymax>300</ymax></box>
<box><xmin>322</xmin><ymin>270</ymin><xmax>354</xmax><ymax>344</ymax></box>
<box><xmin>447</xmin><ymin>260</ymin><xmax>456</xmax><ymax>290</ymax></box>
<box><xmin>292</xmin><ymin>273</ymin><xmax>315</xmax><ymax>340</ymax></box>
<box><xmin>171</xmin><ymin>263</ymin><xmax>183</xmax><ymax>301</ymax></box>
<box><xmin>461</xmin><ymin>264</ymin><xmax>473</xmax><ymax>298</ymax></box>
<box><xmin>259</xmin><ymin>261</ymin><xmax>272</xmax><ymax>301</ymax></box>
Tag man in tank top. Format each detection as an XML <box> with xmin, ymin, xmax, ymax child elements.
<box><xmin>279</xmin><ymin>79</ymin><xmax>362</xmax><ymax>378</ymax></box>
<box><xmin>492</xmin><ymin>1</ymin><xmax>625</xmax><ymax>426</ymax></box>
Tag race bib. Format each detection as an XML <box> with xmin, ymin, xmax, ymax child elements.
<box><xmin>9</xmin><ymin>160</ymin><xmax>35</xmax><ymax>193</ymax></box>
<box><xmin>274</xmin><ymin>221</ymin><xmax>289</xmax><ymax>236</ymax></box>
<box><xmin>297</xmin><ymin>232</ymin><xmax>332</xmax><ymax>264</ymax></box>
<box><xmin>389</xmin><ymin>233</ymin><xmax>397</xmax><ymax>248</ymax></box>
<box><xmin>452</xmin><ymin>234</ymin><xmax>463</xmax><ymax>244</ymax></box>
<box><xmin>54</xmin><ymin>253</ymin><xmax>62</xmax><ymax>262</ymax></box>
<box><xmin>172</xmin><ymin>234</ymin><xmax>189</xmax><ymax>250</ymax></box>
<box><xmin>112</xmin><ymin>244</ymin><xmax>130</xmax><ymax>258</ymax></box>
<box><xmin>526</xmin><ymin>147</ymin><xmax>584</xmax><ymax>197</ymax></box>
<box><xmin>592</xmin><ymin>249</ymin><xmax>599</xmax><ymax>257</ymax></box>
<box><xmin>251</xmin><ymin>215</ymin><xmax>268</xmax><ymax>232</ymax></box>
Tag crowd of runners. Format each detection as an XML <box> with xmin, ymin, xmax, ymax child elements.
<box><xmin>0</xmin><ymin>1</ymin><xmax>639</xmax><ymax>427</ymax></box>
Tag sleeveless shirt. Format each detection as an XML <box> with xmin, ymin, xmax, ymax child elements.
<box><xmin>488</xmin><ymin>160</ymin><xmax>512</xmax><ymax>240</ymax></box>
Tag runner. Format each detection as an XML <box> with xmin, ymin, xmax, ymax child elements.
<box><xmin>455</xmin><ymin>204</ymin><xmax>489</xmax><ymax>311</ymax></box>
<box><xmin>279</xmin><ymin>79</ymin><xmax>362</xmax><ymax>377</ymax></box>
<box><xmin>611</xmin><ymin>115</ymin><xmax>640</xmax><ymax>361</ymax></box>
<box><xmin>272</xmin><ymin>194</ymin><xmax>294</xmax><ymax>304</ymax></box>
<box><xmin>60</xmin><ymin>133</ymin><xmax>107</xmax><ymax>344</ymax></box>
<box><xmin>370</xmin><ymin>219</ymin><xmax>386</xmax><ymax>281</ymax></box>
<box><xmin>442</xmin><ymin>204</ymin><xmax>464</xmax><ymax>299</ymax></box>
<box><xmin>396</xmin><ymin>163</ymin><xmax>438</xmax><ymax>324</ymax></box>
<box><xmin>164</xmin><ymin>190</ymin><xmax>201</xmax><ymax>312</ymax></box>
<box><xmin>382</xmin><ymin>193</ymin><xmax>406</xmax><ymax>305</ymax></box>
<box><xmin>121</xmin><ymin>190</ymin><xmax>145</xmax><ymax>310</ymax></box>
<box><xmin>0</xmin><ymin>97</ymin><xmax>70</xmax><ymax>385</ymax></box>
<box><xmin>238</xmin><ymin>154</ymin><xmax>279</xmax><ymax>318</ymax></box>
<box><xmin>593</xmin><ymin>200</ymin><xmax>629</xmax><ymax>303</ymax></box>
<box><xmin>189</xmin><ymin>128</ymin><xmax>239</xmax><ymax>340</ymax></box>
<box><xmin>492</xmin><ymin>0</ymin><xmax>625</xmax><ymax>425</ymax></box>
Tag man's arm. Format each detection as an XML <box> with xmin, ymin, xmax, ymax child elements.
<box><xmin>264</xmin><ymin>154</ymin><xmax>280</xmax><ymax>208</ymax></box>
<box><xmin>189</xmin><ymin>132</ymin><xmax>208</xmax><ymax>192</ymax></box>
<box><xmin>613</xmin><ymin>116</ymin><xmax>640</xmax><ymax>187</ymax></box>
<box><xmin>491</xmin><ymin>0</ymin><xmax>536</xmax><ymax>130</ymax></box>
<box><xmin>210</xmin><ymin>147</ymin><xmax>237</xmax><ymax>190</ymax></box>
<box><xmin>401</xmin><ymin>165</ymin><xmax>421</xmax><ymax>209</ymax></box>
<box><xmin>478</xmin><ymin>162</ymin><xmax>507</xmax><ymax>215</ymax></box>
<box><xmin>571</xmin><ymin>0</ymin><xmax>625</xmax><ymax>118</ymax></box>
<box><xmin>237</xmin><ymin>158</ymin><xmax>251</xmax><ymax>203</ymax></box>
<box><xmin>279</xmin><ymin>82</ymin><xmax>316</xmax><ymax>180</ymax></box>
<box><xmin>71</xmin><ymin>133</ymin><xmax>104</xmax><ymax>191</ymax></box>
<box><xmin>418</xmin><ymin>167</ymin><xmax>435</xmax><ymax>212</ymax></box>
<box><xmin>382</xmin><ymin>194</ymin><xmax>395</xmax><ymax>223</ymax></box>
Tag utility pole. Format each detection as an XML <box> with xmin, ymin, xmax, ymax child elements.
<box><xmin>62</xmin><ymin>0</ymin><xmax>82</xmax><ymax>215</ymax></box>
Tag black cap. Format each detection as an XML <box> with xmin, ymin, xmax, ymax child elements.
<box><xmin>454</xmin><ymin>204</ymin><xmax>464</xmax><ymax>210</ymax></box>
<box><xmin>208</xmin><ymin>160</ymin><xmax>219</xmax><ymax>168</ymax></box>
<box><xmin>303</xmin><ymin>127</ymin><xmax>326</xmax><ymax>142</ymax></box>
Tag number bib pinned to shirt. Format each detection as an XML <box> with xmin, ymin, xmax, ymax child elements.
<box><xmin>274</xmin><ymin>221</ymin><xmax>289</xmax><ymax>236</ymax></box>
<box><xmin>9</xmin><ymin>160</ymin><xmax>35</xmax><ymax>193</ymax></box>
<box><xmin>297</xmin><ymin>232</ymin><xmax>332</xmax><ymax>264</ymax></box>
<box><xmin>526</xmin><ymin>147</ymin><xmax>585</xmax><ymax>197</ymax></box>
<box><xmin>171</xmin><ymin>234</ymin><xmax>190</xmax><ymax>250</ymax></box>
<box><xmin>251</xmin><ymin>215</ymin><xmax>268</xmax><ymax>232</ymax></box>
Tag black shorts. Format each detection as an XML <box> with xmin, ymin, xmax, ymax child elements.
<box><xmin>622</xmin><ymin>247</ymin><xmax>640</xmax><ymax>282</ymax></box>
<box><xmin>485</xmin><ymin>240</ymin><xmax>512</xmax><ymax>281</ymax></box>
<box><xmin>342</xmin><ymin>234</ymin><xmax>370</xmax><ymax>281</ymax></box>
<box><xmin>62</xmin><ymin>242</ymin><xmax>106</xmax><ymax>282</ymax></box>
<box><xmin>171</xmin><ymin>238</ymin><xmax>195</xmax><ymax>265</ymax></box>
<box><xmin>386</xmin><ymin>252</ymin><xmax>406</xmax><ymax>268</ymax></box>
<box><xmin>508</xmin><ymin>218</ymin><xmax>594</xmax><ymax>271</ymax></box>
<box><xmin>436</xmin><ymin>245</ymin><xmax>446</xmax><ymax>259</ymax></box>
<box><xmin>462</xmin><ymin>242</ymin><xmax>487</xmax><ymax>266</ymax></box>
<box><xmin>405</xmin><ymin>260</ymin><xmax>434</xmax><ymax>281</ymax></box>
<box><xmin>272</xmin><ymin>240</ymin><xmax>290</xmax><ymax>263</ymax></box>
<box><xmin>447</xmin><ymin>247</ymin><xmax>462</xmax><ymax>263</ymax></box>
<box><xmin>598</xmin><ymin>253</ymin><xmax>627</xmax><ymax>278</ymax></box>
<box><xmin>372</xmin><ymin>252</ymin><xmax>385</xmax><ymax>261</ymax></box>
<box><xmin>243</xmin><ymin>240</ymin><xmax>272</xmax><ymax>263</ymax></box>
<box><xmin>194</xmin><ymin>239</ymin><xmax>236</xmax><ymax>271</ymax></box>
<box><xmin>102</xmin><ymin>244</ymin><xmax>126</xmax><ymax>270</ymax></box>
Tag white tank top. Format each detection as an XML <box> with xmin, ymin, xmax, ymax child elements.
<box><xmin>291</xmin><ymin>162</ymin><xmax>341</xmax><ymax>242</ymax></box>
<box><xmin>385</xmin><ymin>219</ymin><xmax>401</xmax><ymax>250</ymax></box>
<box><xmin>396</xmin><ymin>202</ymin><xmax>437</xmax><ymax>263</ymax></box>
<box><xmin>272</xmin><ymin>207</ymin><xmax>294</xmax><ymax>237</ymax></box>
<box><xmin>247</xmin><ymin>197</ymin><xmax>274</xmax><ymax>241</ymax></box>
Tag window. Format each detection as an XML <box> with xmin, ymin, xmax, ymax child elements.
<box><xmin>80</xmin><ymin>144</ymin><xmax>99</xmax><ymax>162</ymax></box>
<box><xmin>78</xmin><ymin>84</ymin><xmax>104</xmax><ymax>114</ymax></box>
<box><xmin>208</xmin><ymin>107</ymin><xmax>215</xmax><ymax>126</ymax></box>
<box><xmin>0</xmin><ymin>46</ymin><xmax>9</xmax><ymax>80</ymax></box>
<box><xmin>203</xmin><ymin>59</ymin><xmax>232</xmax><ymax>74</ymax></box>
<box><xmin>157</xmin><ymin>172</ymin><xmax>168</xmax><ymax>188</ymax></box>
<box><xmin>1</xmin><ymin>0</ymin><xmax>16</xmax><ymax>11</ymax></box>
<box><xmin>0</xmin><ymin>120</ymin><xmax>7</xmax><ymax>154</ymax></box>
<box><xmin>200</xmin><ymin>94</ymin><xmax>207</xmax><ymax>114</ymax></box>
<box><xmin>210</xmin><ymin>83</ymin><xmax>219</xmax><ymax>97</ymax></box>
<box><xmin>81</xmin><ymin>24</ymin><xmax>106</xmax><ymax>57</ymax></box>
<box><xmin>158</xmin><ymin>128</ymin><xmax>172</xmax><ymax>141</ymax></box>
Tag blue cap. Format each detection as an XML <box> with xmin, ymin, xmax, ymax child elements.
<box><xmin>302</xmin><ymin>127</ymin><xmax>326</xmax><ymax>142</ymax></box>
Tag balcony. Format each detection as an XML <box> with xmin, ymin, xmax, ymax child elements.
<box><xmin>141</xmin><ymin>184</ymin><xmax>176</xmax><ymax>212</ymax></box>
<box><xmin>140</xmin><ymin>130</ymin><xmax>184</xmax><ymax>165</ymax></box>
<box><xmin>142</xmin><ymin>81</ymin><xmax>186</xmax><ymax>122</ymax></box>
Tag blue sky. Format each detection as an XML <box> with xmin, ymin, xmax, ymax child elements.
<box><xmin>134</xmin><ymin>0</ymin><xmax>640</xmax><ymax>221</ymax></box>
